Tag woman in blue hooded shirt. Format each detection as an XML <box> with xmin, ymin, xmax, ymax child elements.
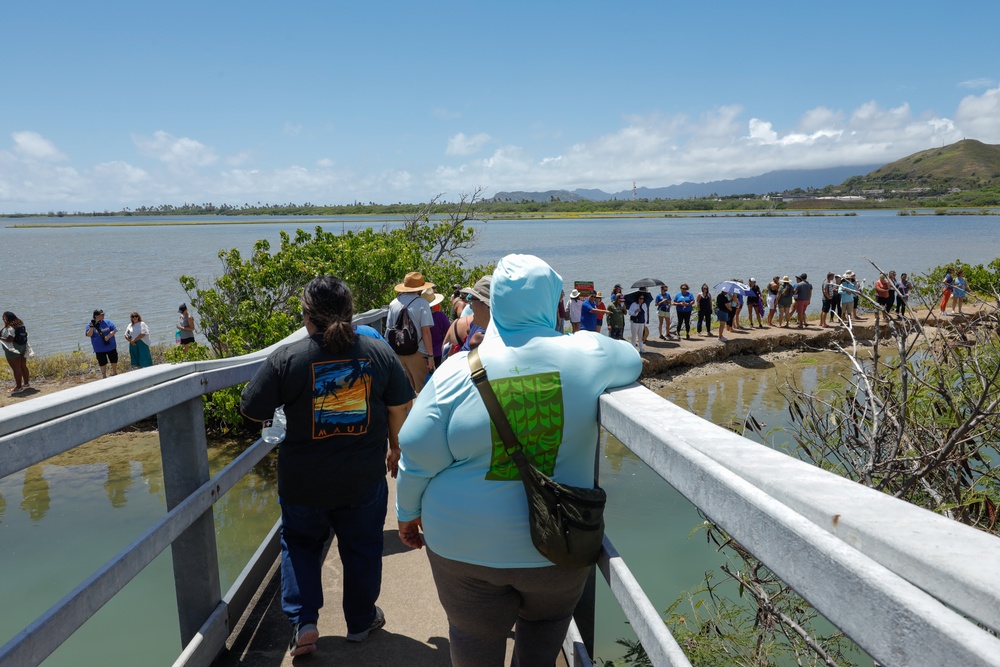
<box><xmin>396</xmin><ymin>254</ymin><xmax>641</xmax><ymax>666</ymax></box>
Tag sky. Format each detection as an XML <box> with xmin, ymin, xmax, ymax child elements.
<box><xmin>2</xmin><ymin>0</ymin><xmax>999</xmax><ymax>213</ymax></box>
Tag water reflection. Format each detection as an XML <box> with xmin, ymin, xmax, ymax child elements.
<box><xmin>655</xmin><ymin>352</ymin><xmax>857</xmax><ymax>442</ymax></box>
<box><xmin>0</xmin><ymin>430</ymin><xmax>279</xmax><ymax>665</ymax></box>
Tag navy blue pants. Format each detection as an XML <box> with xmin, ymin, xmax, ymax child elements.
<box><xmin>279</xmin><ymin>478</ymin><xmax>387</xmax><ymax>633</ymax></box>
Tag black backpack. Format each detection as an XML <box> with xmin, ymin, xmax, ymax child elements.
<box><xmin>13</xmin><ymin>326</ymin><xmax>27</xmax><ymax>345</ymax></box>
<box><xmin>386</xmin><ymin>296</ymin><xmax>420</xmax><ymax>355</ymax></box>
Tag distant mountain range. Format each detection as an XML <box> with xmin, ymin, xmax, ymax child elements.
<box><xmin>493</xmin><ymin>165</ymin><xmax>882</xmax><ymax>202</ymax></box>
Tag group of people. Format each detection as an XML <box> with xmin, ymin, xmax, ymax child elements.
<box><xmin>939</xmin><ymin>266</ymin><xmax>969</xmax><ymax>315</ymax></box>
<box><xmin>558</xmin><ymin>268</ymin><xmax>919</xmax><ymax>351</ymax></box>
<box><xmin>83</xmin><ymin>303</ymin><xmax>196</xmax><ymax>378</ymax></box>
<box><xmin>240</xmin><ymin>256</ymin><xmax>642</xmax><ymax>664</ymax></box>
<box><xmin>2</xmin><ymin>303</ymin><xmax>198</xmax><ymax>395</ymax></box>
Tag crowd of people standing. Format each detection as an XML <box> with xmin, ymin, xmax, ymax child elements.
<box><xmin>557</xmin><ymin>269</ymin><xmax>920</xmax><ymax>352</ymax></box>
<box><xmin>2</xmin><ymin>302</ymin><xmax>202</xmax><ymax>395</ymax></box>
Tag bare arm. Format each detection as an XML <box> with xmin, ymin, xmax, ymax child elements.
<box><xmin>421</xmin><ymin>326</ymin><xmax>435</xmax><ymax>371</ymax></box>
<box><xmin>386</xmin><ymin>401</ymin><xmax>411</xmax><ymax>478</ymax></box>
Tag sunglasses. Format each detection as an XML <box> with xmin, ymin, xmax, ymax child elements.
<box><xmin>466</xmin><ymin>294</ymin><xmax>482</xmax><ymax>303</ymax></box>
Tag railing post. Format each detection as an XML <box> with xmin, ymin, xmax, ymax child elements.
<box><xmin>157</xmin><ymin>396</ymin><xmax>222</xmax><ymax>646</ymax></box>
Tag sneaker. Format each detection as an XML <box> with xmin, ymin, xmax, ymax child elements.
<box><xmin>347</xmin><ymin>606</ymin><xmax>385</xmax><ymax>642</ymax></box>
<box><xmin>289</xmin><ymin>623</ymin><xmax>319</xmax><ymax>657</ymax></box>
<box><xmin>718</xmin><ymin>337</ymin><xmax>728</xmax><ymax>343</ymax></box>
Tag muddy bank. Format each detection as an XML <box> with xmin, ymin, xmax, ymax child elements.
<box><xmin>636</xmin><ymin>317</ymin><xmax>898</xmax><ymax>379</ymax></box>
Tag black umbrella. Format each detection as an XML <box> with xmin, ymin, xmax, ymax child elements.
<box><xmin>630</xmin><ymin>278</ymin><xmax>665</xmax><ymax>289</ymax></box>
<box><xmin>624</xmin><ymin>289</ymin><xmax>657</xmax><ymax>307</ymax></box>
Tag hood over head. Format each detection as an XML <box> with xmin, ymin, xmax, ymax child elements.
<box><xmin>489</xmin><ymin>254</ymin><xmax>561</xmax><ymax>339</ymax></box>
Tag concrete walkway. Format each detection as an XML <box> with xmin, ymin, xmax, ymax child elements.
<box><xmin>212</xmin><ymin>478</ymin><xmax>569</xmax><ymax>667</ymax></box>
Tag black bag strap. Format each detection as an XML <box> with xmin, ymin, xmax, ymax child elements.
<box><xmin>468</xmin><ymin>349</ymin><xmax>530</xmax><ymax>466</ymax></box>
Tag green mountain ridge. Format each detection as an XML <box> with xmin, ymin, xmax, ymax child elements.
<box><xmin>843</xmin><ymin>139</ymin><xmax>1000</xmax><ymax>193</ymax></box>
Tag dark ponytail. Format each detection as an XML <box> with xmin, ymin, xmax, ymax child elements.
<box><xmin>301</xmin><ymin>276</ymin><xmax>357</xmax><ymax>353</ymax></box>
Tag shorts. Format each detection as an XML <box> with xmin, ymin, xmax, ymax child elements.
<box><xmin>767</xmin><ymin>294</ymin><xmax>777</xmax><ymax>310</ymax></box>
<box><xmin>658</xmin><ymin>310</ymin><xmax>671</xmax><ymax>319</ymax></box>
<box><xmin>821</xmin><ymin>298</ymin><xmax>835</xmax><ymax>313</ymax></box>
<box><xmin>179</xmin><ymin>335</ymin><xmax>195</xmax><ymax>344</ymax></box>
<box><xmin>715</xmin><ymin>309</ymin><xmax>729</xmax><ymax>323</ymax></box>
<box><xmin>95</xmin><ymin>349</ymin><xmax>119</xmax><ymax>366</ymax></box>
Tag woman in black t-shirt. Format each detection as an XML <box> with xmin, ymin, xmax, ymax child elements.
<box><xmin>715</xmin><ymin>292</ymin><xmax>732</xmax><ymax>343</ymax></box>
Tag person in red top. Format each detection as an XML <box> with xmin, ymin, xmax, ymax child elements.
<box><xmin>874</xmin><ymin>273</ymin><xmax>892</xmax><ymax>312</ymax></box>
<box><xmin>593</xmin><ymin>292</ymin><xmax>607</xmax><ymax>333</ymax></box>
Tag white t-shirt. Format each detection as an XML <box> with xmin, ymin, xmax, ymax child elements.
<box><xmin>388</xmin><ymin>293</ymin><xmax>434</xmax><ymax>355</ymax></box>
<box><xmin>568</xmin><ymin>298</ymin><xmax>583</xmax><ymax>323</ymax></box>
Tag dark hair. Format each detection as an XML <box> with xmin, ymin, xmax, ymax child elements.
<box><xmin>301</xmin><ymin>276</ymin><xmax>356</xmax><ymax>353</ymax></box>
<box><xmin>130</xmin><ymin>311</ymin><xmax>142</xmax><ymax>321</ymax></box>
<box><xmin>3</xmin><ymin>311</ymin><xmax>23</xmax><ymax>327</ymax></box>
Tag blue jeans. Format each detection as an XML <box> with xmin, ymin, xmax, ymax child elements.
<box><xmin>279</xmin><ymin>478</ymin><xmax>387</xmax><ymax>633</ymax></box>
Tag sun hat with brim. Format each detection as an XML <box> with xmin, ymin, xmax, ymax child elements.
<box><xmin>395</xmin><ymin>271</ymin><xmax>435</xmax><ymax>293</ymax></box>
<box><xmin>781</xmin><ymin>276</ymin><xmax>791</xmax><ymax>283</ymax></box>
<box><xmin>420</xmin><ymin>287</ymin><xmax>445</xmax><ymax>308</ymax></box>
<box><xmin>844</xmin><ymin>270</ymin><xmax>855</xmax><ymax>279</ymax></box>
<box><xmin>460</xmin><ymin>276</ymin><xmax>491</xmax><ymax>303</ymax></box>
<box><xmin>569</xmin><ymin>289</ymin><xmax>581</xmax><ymax>299</ymax></box>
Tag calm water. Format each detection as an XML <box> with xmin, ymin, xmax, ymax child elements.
<box><xmin>2</xmin><ymin>211</ymin><xmax>999</xmax><ymax>356</ymax></box>
<box><xmin>0</xmin><ymin>435</ymin><xmax>279</xmax><ymax>666</ymax></box>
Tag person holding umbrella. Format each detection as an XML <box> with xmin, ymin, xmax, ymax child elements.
<box><xmin>628</xmin><ymin>293</ymin><xmax>650</xmax><ymax>352</ymax></box>
<box><xmin>715</xmin><ymin>290</ymin><xmax>732</xmax><ymax>343</ymax></box>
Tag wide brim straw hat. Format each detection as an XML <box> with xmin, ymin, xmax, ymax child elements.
<box><xmin>569</xmin><ymin>289</ymin><xmax>581</xmax><ymax>299</ymax></box>
<box><xmin>420</xmin><ymin>287</ymin><xmax>445</xmax><ymax>308</ymax></box>
<box><xmin>395</xmin><ymin>271</ymin><xmax>435</xmax><ymax>293</ymax></box>
<box><xmin>781</xmin><ymin>276</ymin><xmax>791</xmax><ymax>283</ymax></box>
<box><xmin>844</xmin><ymin>270</ymin><xmax>855</xmax><ymax>278</ymax></box>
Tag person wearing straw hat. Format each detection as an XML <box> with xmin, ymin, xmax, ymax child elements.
<box><xmin>388</xmin><ymin>271</ymin><xmax>436</xmax><ymax>393</ymax></box>
<box><xmin>567</xmin><ymin>289</ymin><xmax>583</xmax><ymax>332</ymax></box>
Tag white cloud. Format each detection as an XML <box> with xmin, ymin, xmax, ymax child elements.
<box><xmin>445</xmin><ymin>132</ymin><xmax>492</xmax><ymax>156</ymax></box>
<box><xmin>959</xmin><ymin>78</ymin><xmax>996</xmax><ymax>89</ymax></box>
<box><xmin>12</xmin><ymin>131</ymin><xmax>67</xmax><ymax>161</ymax></box>
<box><xmin>3</xmin><ymin>87</ymin><xmax>1000</xmax><ymax>212</ymax></box>
<box><xmin>132</xmin><ymin>131</ymin><xmax>218</xmax><ymax>167</ymax></box>
<box><xmin>748</xmin><ymin>119</ymin><xmax>778</xmax><ymax>143</ymax></box>
<box><xmin>283</xmin><ymin>122</ymin><xmax>302</xmax><ymax>136</ymax></box>
<box><xmin>955</xmin><ymin>85</ymin><xmax>1000</xmax><ymax>143</ymax></box>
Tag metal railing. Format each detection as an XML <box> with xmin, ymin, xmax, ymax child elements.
<box><xmin>3</xmin><ymin>312</ymin><xmax>1000</xmax><ymax>667</ymax></box>
<box><xmin>588</xmin><ymin>384</ymin><xmax>1000</xmax><ymax>667</ymax></box>
<box><xmin>0</xmin><ymin>309</ymin><xmax>385</xmax><ymax>667</ymax></box>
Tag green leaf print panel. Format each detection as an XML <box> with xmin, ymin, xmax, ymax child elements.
<box><xmin>485</xmin><ymin>371</ymin><xmax>563</xmax><ymax>480</ymax></box>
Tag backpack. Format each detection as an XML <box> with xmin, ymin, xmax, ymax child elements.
<box><xmin>13</xmin><ymin>326</ymin><xmax>27</xmax><ymax>345</ymax></box>
<box><xmin>386</xmin><ymin>296</ymin><xmax>420</xmax><ymax>356</ymax></box>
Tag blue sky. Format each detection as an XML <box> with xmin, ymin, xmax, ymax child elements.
<box><xmin>2</xmin><ymin>0</ymin><xmax>998</xmax><ymax>213</ymax></box>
